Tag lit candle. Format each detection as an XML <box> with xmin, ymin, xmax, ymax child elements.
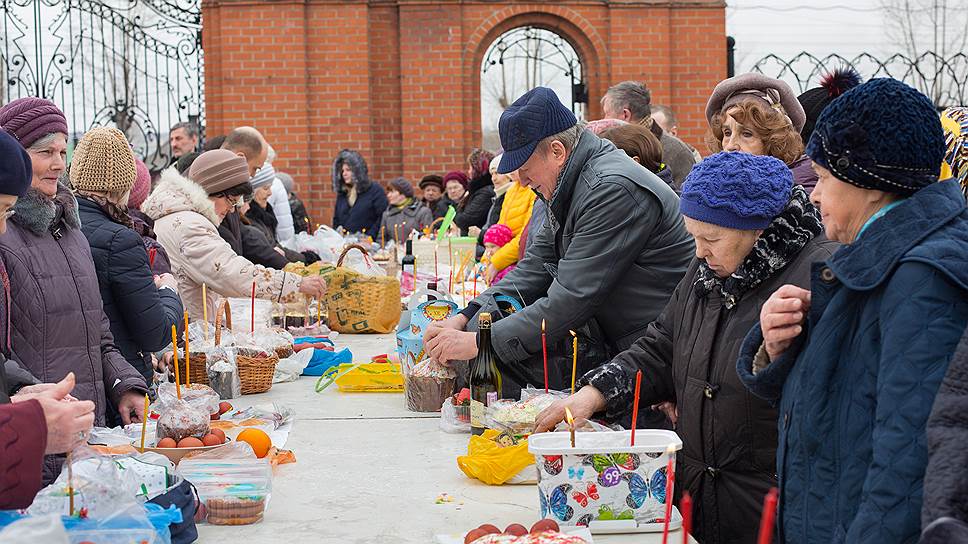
<box><xmin>565</xmin><ymin>406</ymin><xmax>576</xmax><ymax>448</ymax></box>
<box><xmin>171</xmin><ymin>325</ymin><xmax>181</xmax><ymax>399</ymax></box>
<box><xmin>183</xmin><ymin>311</ymin><xmax>190</xmax><ymax>387</ymax></box>
<box><xmin>661</xmin><ymin>443</ymin><xmax>676</xmax><ymax>544</ymax></box>
<box><xmin>570</xmin><ymin>330</ymin><xmax>578</xmax><ymax>395</ymax></box>
<box><xmin>757</xmin><ymin>488</ymin><xmax>779</xmax><ymax>544</ymax></box>
<box><xmin>316</xmin><ymin>297</ymin><xmax>322</xmax><ymax>326</ymax></box>
<box><xmin>631</xmin><ymin>370</ymin><xmax>642</xmax><ymax>446</ymax></box>
<box><xmin>541</xmin><ymin>319</ymin><xmax>548</xmax><ymax>393</ymax></box>
<box><xmin>140</xmin><ymin>393</ymin><xmax>149</xmax><ymax>451</ymax></box>
<box><xmin>681</xmin><ymin>492</ymin><xmax>692</xmax><ymax>544</ymax></box>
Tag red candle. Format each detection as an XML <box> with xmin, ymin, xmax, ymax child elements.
<box><xmin>541</xmin><ymin>319</ymin><xmax>548</xmax><ymax>393</ymax></box>
<box><xmin>148</xmin><ymin>247</ymin><xmax>157</xmax><ymax>268</ymax></box>
<box><xmin>250</xmin><ymin>281</ymin><xmax>256</xmax><ymax>334</ymax></box>
<box><xmin>472</xmin><ymin>272</ymin><xmax>477</xmax><ymax>299</ymax></box>
<box><xmin>630</xmin><ymin>370</ymin><xmax>642</xmax><ymax>446</ymax></box>
<box><xmin>681</xmin><ymin>492</ymin><xmax>692</xmax><ymax>544</ymax></box>
<box><xmin>661</xmin><ymin>444</ymin><xmax>676</xmax><ymax>544</ymax></box>
<box><xmin>757</xmin><ymin>488</ymin><xmax>779</xmax><ymax>544</ymax></box>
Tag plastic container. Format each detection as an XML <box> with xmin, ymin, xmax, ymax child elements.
<box><xmin>176</xmin><ymin>457</ymin><xmax>272</xmax><ymax>526</ymax></box>
<box><xmin>528</xmin><ymin>430</ymin><xmax>683</xmax><ymax>532</ymax></box>
<box><xmin>227</xmin><ymin>298</ymin><xmax>273</xmax><ymax>333</ymax></box>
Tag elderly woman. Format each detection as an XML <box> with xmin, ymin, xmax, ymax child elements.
<box><xmin>737</xmin><ymin>78</ymin><xmax>968</xmax><ymax>544</ymax></box>
<box><xmin>73</xmin><ymin>127</ymin><xmax>185</xmax><ymax>385</ymax></box>
<box><xmin>142</xmin><ymin>150</ymin><xmax>326</xmax><ymax>321</ymax></box>
<box><xmin>332</xmin><ymin>149</ymin><xmax>386</xmax><ymax>236</ymax></box>
<box><xmin>0</xmin><ymin>99</ymin><xmax>148</xmax><ymax>442</ymax></box>
<box><xmin>706</xmin><ymin>73</ymin><xmax>820</xmax><ymax>193</ymax></box>
<box><xmin>244</xmin><ymin>163</ymin><xmax>317</xmax><ymax>264</ymax></box>
<box><xmin>380</xmin><ymin>178</ymin><xmax>432</xmax><ymax>243</ymax></box>
<box><xmin>535</xmin><ymin>151</ymin><xmax>836</xmax><ymax>543</ymax></box>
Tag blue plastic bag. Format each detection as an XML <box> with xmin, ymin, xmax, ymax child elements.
<box><xmin>295</xmin><ymin>337</ymin><xmax>353</xmax><ymax>376</ymax></box>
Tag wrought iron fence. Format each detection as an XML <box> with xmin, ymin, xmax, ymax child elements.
<box><xmin>1</xmin><ymin>0</ymin><xmax>203</xmax><ymax>170</ymax></box>
<box><xmin>749</xmin><ymin>51</ymin><xmax>968</xmax><ymax>109</ymax></box>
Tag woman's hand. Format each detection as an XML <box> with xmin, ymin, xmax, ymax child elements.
<box><xmin>761</xmin><ymin>284</ymin><xmax>812</xmax><ymax>362</ymax></box>
<box><xmin>298</xmin><ymin>276</ymin><xmax>327</xmax><ymax>298</ymax></box>
<box><xmin>534</xmin><ymin>386</ymin><xmax>607</xmax><ymax>433</ymax></box>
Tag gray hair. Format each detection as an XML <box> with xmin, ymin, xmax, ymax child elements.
<box><xmin>27</xmin><ymin>132</ymin><xmax>66</xmax><ymax>151</ymax></box>
<box><xmin>651</xmin><ymin>104</ymin><xmax>676</xmax><ymax>125</ymax></box>
<box><xmin>539</xmin><ymin>121</ymin><xmax>587</xmax><ymax>153</ymax></box>
<box><xmin>603</xmin><ymin>81</ymin><xmax>652</xmax><ymax>123</ymax></box>
<box><xmin>170</xmin><ymin>122</ymin><xmax>200</xmax><ymax>139</ymax></box>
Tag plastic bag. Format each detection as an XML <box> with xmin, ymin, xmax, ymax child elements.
<box><xmin>155</xmin><ymin>382</ymin><xmax>220</xmax><ymax>417</ymax></box>
<box><xmin>185</xmin><ymin>320</ymin><xmax>235</xmax><ymax>350</ymax></box>
<box><xmin>486</xmin><ymin>392</ymin><xmax>567</xmax><ymax>436</ymax></box>
<box><xmin>274</xmin><ymin>348</ymin><xmax>312</xmax><ymax>383</ymax></box>
<box><xmin>0</xmin><ymin>515</ymin><xmax>69</xmax><ymax>544</ymax></box>
<box><xmin>405</xmin><ymin>359</ymin><xmax>456</xmax><ymax>412</ymax></box>
<box><xmin>176</xmin><ymin>444</ymin><xmax>272</xmax><ymax>526</ymax></box>
<box><xmin>340</xmin><ymin>246</ymin><xmax>387</xmax><ymax>276</ymax></box>
<box><xmin>456</xmin><ymin>429</ymin><xmax>536</xmax><ymax>485</ymax></box>
<box><xmin>28</xmin><ymin>447</ymin><xmax>146</xmax><ymax>520</ymax></box>
<box><xmin>156</xmin><ymin>398</ymin><xmax>211</xmax><ymax>442</ymax></box>
<box><xmin>207</xmin><ymin>347</ymin><xmax>241</xmax><ymax>400</ymax></box>
<box><xmin>439</xmin><ymin>398</ymin><xmax>470</xmax><ymax>434</ymax></box>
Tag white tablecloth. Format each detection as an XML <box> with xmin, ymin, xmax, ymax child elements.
<box><xmin>196</xmin><ymin>333</ymin><xmax>695</xmax><ymax>544</ymax></box>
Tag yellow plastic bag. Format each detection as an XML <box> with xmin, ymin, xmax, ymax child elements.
<box><xmin>456</xmin><ymin>429</ymin><xmax>536</xmax><ymax>485</ymax></box>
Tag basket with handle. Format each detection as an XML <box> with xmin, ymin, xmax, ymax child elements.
<box><xmin>174</xmin><ymin>299</ymin><xmax>234</xmax><ymax>386</ymax></box>
<box><xmin>325</xmin><ymin>244</ymin><xmax>401</xmax><ymax>334</ymax></box>
<box><xmin>216</xmin><ymin>298</ymin><xmax>277</xmax><ymax>395</ymax></box>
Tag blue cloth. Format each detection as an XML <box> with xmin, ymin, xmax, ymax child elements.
<box><xmin>295</xmin><ymin>338</ymin><xmax>353</xmax><ymax>376</ymax></box>
<box><xmin>680</xmin><ymin>152</ymin><xmax>793</xmax><ymax>230</ymax></box>
<box><xmin>857</xmin><ymin>199</ymin><xmax>904</xmax><ymax>239</ymax></box>
<box><xmin>333</xmin><ymin>181</ymin><xmax>387</xmax><ymax>237</ymax></box>
<box><xmin>806</xmin><ymin>78</ymin><xmax>944</xmax><ymax>195</ymax></box>
<box><xmin>497</xmin><ymin>87</ymin><xmax>577</xmax><ymax>174</ymax></box>
<box><xmin>736</xmin><ymin>179</ymin><xmax>968</xmax><ymax>543</ymax></box>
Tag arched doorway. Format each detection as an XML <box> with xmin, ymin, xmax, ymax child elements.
<box><xmin>480</xmin><ymin>26</ymin><xmax>586</xmax><ymax>151</ymax></box>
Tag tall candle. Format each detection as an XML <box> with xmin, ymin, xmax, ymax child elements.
<box><xmin>67</xmin><ymin>451</ymin><xmax>75</xmax><ymax>516</ymax></box>
<box><xmin>681</xmin><ymin>492</ymin><xmax>692</xmax><ymax>544</ymax></box>
<box><xmin>202</xmin><ymin>283</ymin><xmax>209</xmax><ymax>342</ymax></box>
<box><xmin>171</xmin><ymin>325</ymin><xmax>181</xmax><ymax>399</ymax></box>
<box><xmin>661</xmin><ymin>443</ymin><xmax>676</xmax><ymax>544</ymax></box>
<box><xmin>631</xmin><ymin>370</ymin><xmax>642</xmax><ymax>446</ymax></box>
<box><xmin>541</xmin><ymin>319</ymin><xmax>549</xmax><ymax>393</ymax></box>
<box><xmin>380</xmin><ymin>225</ymin><xmax>386</xmax><ymax>249</ymax></box>
<box><xmin>140</xmin><ymin>393</ymin><xmax>149</xmax><ymax>451</ymax></box>
<box><xmin>565</xmin><ymin>407</ymin><xmax>576</xmax><ymax>447</ymax></box>
<box><xmin>757</xmin><ymin>488</ymin><xmax>779</xmax><ymax>544</ymax></box>
<box><xmin>570</xmin><ymin>330</ymin><xmax>578</xmax><ymax>395</ymax></box>
<box><xmin>183</xmin><ymin>311</ymin><xmax>190</xmax><ymax>386</ymax></box>
<box><xmin>250</xmin><ymin>281</ymin><xmax>256</xmax><ymax>333</ymax></box>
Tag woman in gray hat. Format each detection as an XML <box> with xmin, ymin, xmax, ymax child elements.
<box><xmin>705</xmin><ymin>73</ymin><xmax>818</xmax><ymax>193</ymax></box>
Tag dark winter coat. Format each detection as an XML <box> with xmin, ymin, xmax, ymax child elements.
<box><xmin>331</xmin><ymin>149</ymin><xmax>387</xmax><ymax>236</ymax></box>
<box><xmin>0</xmin><ymin>398</ymin><xmax>45</xmax><ymax>509</ymax></box>
<box><xmin>737</xmin><ymin>179</ymin><xmax>968</xmax><ymax>544</ymax></box>
<box><xmin>0</xmin><ymin>185</ymin><xmax>148</xmax><ymax>428</ymax></box>
<box><xmin>789</xmin><ymin>155</ymin><xmax>818</xmax><ymax>194</ymax></box>
<box><xmin>454</xmin><ymin>172</ymin><xmax>495</xmax><ymax>236</ymax></box>
<box><xmin>581</xmin><ymin>187</ymin><xmax>836</xmax><ymax>544</ymax></box>
<box><xmin>77</xmin><ymin>196</ymin><xmax>185</xmax><ymax>383</ymax></box>
<box><xmin>467</xmin><ymin>131</ymin><xmax>695</xmax><ymax>388</ymax></box>
<box><xmin>922</xmin><ymin>325</ymin><xmax>968</xmax><ymax>529</ymax></box>
<box><xmin>289</xmin><ymin>193</ymin><xmax>311</xmax><ymax>234</ymax></box>
<box><xmin>218</xmin><ymin>210</ymin><xmax>244</xmax><ymax>255</ymax></box>
<box><xmin>434</xmin><ymin>196</ymin><xmax>457</xmax><ymax>220</ymax></box>
<box><xmin>380</xmin><ymin>200</ymin><xmax>433</xmax><ymax>243</ymax></box>
<box><xmin>240</xmin><ymin>223</ymin><xmax>289</xmax><ymax>269</ymax></box>
<box><xmin>245</xmin><ymin>202</ymin><xmax>310</xmax><ymax>264</ymax></box>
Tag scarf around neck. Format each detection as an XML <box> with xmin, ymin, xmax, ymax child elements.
<box><xmin>77</xmin><ymin>192</ymin><xmax>134</xmax><ymax>229</ymax></box>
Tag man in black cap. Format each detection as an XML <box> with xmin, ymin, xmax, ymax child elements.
<box><xmin>425</xmin><ymin>87</ymin><xmax>694</xmax><ymax>406</ymax></box>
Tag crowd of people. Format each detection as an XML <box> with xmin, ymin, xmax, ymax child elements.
<box><xmin>1</xmin><ymin>68</ymin><xmax>968</xmax><ymax>544</ymax></box>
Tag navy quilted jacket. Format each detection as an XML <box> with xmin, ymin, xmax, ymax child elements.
<box><xmin>77</xmin><ymin>197</ymin><xmax>184</xmax><ymax>383</ymax></box>
<box><xmin>737</xmin><ymin>179</ymin><xmax>968</xmax><ymax>544</ymax></box>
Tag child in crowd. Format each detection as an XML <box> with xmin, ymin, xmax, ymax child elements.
<box><xmin>482</xmin><ymin>223</ymin><xmax>514</xmax><ymax>284</ymax></box>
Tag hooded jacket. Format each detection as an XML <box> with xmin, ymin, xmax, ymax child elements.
<box><xmin>142</xmin><ymin>169</ymin><xmax>303</xmax><ymax>321</ymax></box>
<box><xmin>0</xmin><ymin>185</ymin><xmax>147</xmax><ymax>427</ymax></box>
<box><xmin>331</xmin><ymin>150</ymin><xmax>387</xmax><ymax>236</ymax></box>
<box><xmin>453</xmin><ymin>172</ymin><xmax>495</xmax><ymax>236</ymax></box>
<box><xmin>737</xmin><ymin>179</ymin><xmax>968</xmax><ymax>544</ymax></box>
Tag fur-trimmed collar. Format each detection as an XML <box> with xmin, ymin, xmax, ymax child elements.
<box><xmin>10</xmin><ymin>183</ymin><xmax>80</xmax><ymax>236</ymax></box>
<box><xmin>141</xmin><ymin>167</ymin><xmax>221</xmax><ymax>226</ymax></box>
<box><xmin>694</xmin><ymin>185</ymin><xmax>824</xmax><ymax>305</ymax></box>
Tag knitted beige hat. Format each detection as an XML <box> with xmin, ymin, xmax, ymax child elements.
<box><xmin>188</xmin><ymin>149</ymin><xmax>251</xmax><ymax>195</ymax></box>
<box><xmin>69</xmin><ymin>127</ymin><xmax>137</xmax><ymax>194</ymax></box>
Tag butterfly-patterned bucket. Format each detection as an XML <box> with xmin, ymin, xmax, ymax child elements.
<box><xmin>528</xmin><ymin>429</ymin><xmax>682</xmax><ymax>532</ymax></box>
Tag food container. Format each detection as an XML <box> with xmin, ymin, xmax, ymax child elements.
<box><xmin>528</xmin><ymin>430</ymin><xmax>683</xmax><ymax>533</ymax></box>
<box><xmin>323</xmin><ymin>361</ymin><xmax>405</xmax><ymax>392</ymax></box>
<box><xmin>404</xmin><ymin>374</ymin><xmax>455</xmax><ymax>412</ymax></box>
<box><xmin>176</xmin><ymin>456</ymin><xmax>272</xmax><ymax>526</ymax></box>
<box><xmin>396</xmin><ymin>298</ymin><xmax>458</xmax><ymax>376</ymax></box>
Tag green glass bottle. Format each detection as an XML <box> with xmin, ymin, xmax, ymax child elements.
<box><xmin>470</xmin><ymin>312</ymin><xmax>502</xmax><ymax>435</ymax></box>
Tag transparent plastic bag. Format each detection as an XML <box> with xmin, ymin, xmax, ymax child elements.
<box><xmin>0</xmin><ymin>515</ymin><xmax>69</xmax><ymax>544</ymax></box>
<box><xmin>340</xmin><ymin>246</ymin><xmax>386</xmax><ymax>276</ymax></box>
<box><xmin>405</xmin><ymin>359</ymin><xmax>456</xmax><ymax>412</ymax></box>
<box><xmin>439</xmin><ymin>398</ymin><xmax>470</xmax><ymax>434</ymax></box>
<box><xmin>176</xmin><ymin>444</ymin><xmax>272</xmax><ymax>526</ymax></box>
<box><xmin>227</xmin><ymin>298</ymin><xmax>273</xmax><ymax>333</ymax></box>
<box><xmin>486</xmin><ymin>392</ymin><xmax>567</xmax><ymax>436</ymax></box>
<box><xmin>274</xmin><ymin>348</ymin><xmax>312</xmax><ymax>383</ymax></box>
<box><xmin>28</xmin><ymin>447</ymin><xmax>146</xmax><ymax>520</ymax></box>
<box><xmin>156</xmin><ymin>398</ymin><xmax>211</xmax><ymax>442</ymax></box>
<box><xmin>155</xmin><ymin>381</ymin><xmax>220</xmax><ymax>417</ymax></box>
<box><xmin>207</xmin><ymin>347</ymin><xmax>242</xmax><ymax>400</ymax></box>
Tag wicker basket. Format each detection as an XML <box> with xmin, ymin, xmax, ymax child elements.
<box><xmin>174</xmin><ymin>300</ymin><xmax>234</xmax><ymax>386</ymax></box>
<box><xmin>236</xmin><ymin>350</ymin><xmax>279</xmax><ymax>395</ymax></box>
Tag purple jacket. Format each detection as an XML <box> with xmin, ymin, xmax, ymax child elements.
<box><xmin>0</xmin><ymin>185</ymin><xmax>147</xmax><ymax>427</ymax></box>
<box><xmin>789</xmin><ymin>155</ymin><xmax>818</xmax><ymax>194</ymax></box>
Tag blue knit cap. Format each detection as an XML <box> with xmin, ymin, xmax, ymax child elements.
<box><xmin>680</xmin><ymin>152</ymin><xmax>793</xmax><ymax>230</ymax></box>
<box><xmin>0</xmin><ymin>129</ymin><xmax>32</xmax><ymax>197</ymax></box>
<box><xmin>806</xmin><ymin>78</ymin><xmax>944</xmax><ymax>195</ymax></box>
<box><xmin>497</xmin><ymin>87</ymin><xmax>577</xmax><ymax>174</ymax></box>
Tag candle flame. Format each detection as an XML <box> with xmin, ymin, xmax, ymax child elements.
<box><xmin>565</xmin><ymin>407</ymin><xmax>575</xmax><ymax>425</ymax></box>
<box><xmin>541</xmin><ymin>319</ymin><xmax>546</xmax><ymax>332</ymax></box>
<box><xmin>666</xmin><ymin>443</ymin><xmax>677</xmax><ymax>455</ymax></box>
<box><xmin>569</xmin><ymin>329</ymin><xmax>577</xmax><ymax>338</ymax></box>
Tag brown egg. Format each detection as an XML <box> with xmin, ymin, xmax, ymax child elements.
<box><xmin>464</xmin><ymin>529</ymin><xmax>487</xmax><ymax>544</ymax></box>
<box><xmin>201</xmin><ymin>434</ymin><xmax>222</xmax><ymax>447</ymax></box>
<box><xmin>177</xmin><ymin>437</ymin><xmax>204</xmax><ymax>448</ymax></box>
<box><xmin>477</xmin><ymin>525</ymin><xmax>501</xmax><ymax>535</ymax></box>
<box><xmin>504</xmin><ymin>524</ymin><xmax>528</xmax><ymax>536</ymax></box>
<box><xmin>530</xmin><ymin>519</ymin><xmax>559</xmax><ymax>534</ymax></box>
<box><xmin>209</xmin><ymin>428</ymin><xmax>226</xmax><ymax>442</ymax></box>
<box><xmin>156</xmin><ymin>437</ymin><xmax>177</xmax><ymax>448</ymax></box>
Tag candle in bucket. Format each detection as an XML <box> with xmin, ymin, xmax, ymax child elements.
<box><xmin>570</xmin><ymin>330</ymin><xmax>578</xmax><ymax>395</ymax></box>
<box><xmin>183</xmin><ymin>311</ymin><xmax>191</xmax><ymax>387</ymax></box>
<box><xmin>661</xmin><ymin>443</ymin><xmax>677</xmax><ymax>544</ymax></box>
<box><xmin>757</xmin><ymin>488</ymin><xmax>779</xmax><ymax>544</ymax></box>
<box><xmin>541</xmin><ymin>319</ymin><xmax>549</xmax><ymax>393</ymax></box>
<box><xmin>171</xmin><ymin>325</ymin><xmax>181</xmax><ymax>399</ymax></box>
<box><xmin>631</xmin><ymin>370</ymin><xmax>642</xmax><ymax>446</ymax></box>
<box><xmin>140</xmin><ymin>393</ymin><xmax>149</xmax><ymax>451</ymax></box>
<box><xmin>564</xmin><ymin>406</ymin><xmax>576</xmax><ymax>448</ymax></box>
<box><xmin>681</xmin><ymin>492</ymin><xmax>692</xmax><ymax>544</ymax></box>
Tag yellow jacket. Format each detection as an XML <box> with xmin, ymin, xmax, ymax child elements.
<box><xmin>490</xmin><ymin>182</ymin><xmax>536</xmax><ymax>271</ymax></box>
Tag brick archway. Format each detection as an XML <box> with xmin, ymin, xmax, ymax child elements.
<box><xmin>462</xmin><ymin>9</ymin><xmax>607</xmax><ymax>150</ymax></box>
<box><xmin>202</xmin><ymin>0</ymin><xmax>726</xmax><ymax>224</ymax></box>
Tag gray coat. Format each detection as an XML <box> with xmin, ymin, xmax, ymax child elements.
<box><xmin>475</xmin><ymin>131</ymin><xmax>694</xmax><ymax>371</ymax></box>
<box><xmin>0</xmin><ymin>185</ymin><xmax>147</xmax><ymax>426</ymax></box>
<box><xmin>381</xmin><ymin>201</ymin><xmax>433</xmax><ymax>243</ymax></box>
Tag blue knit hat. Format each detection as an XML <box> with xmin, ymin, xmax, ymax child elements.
<box><xmin>0</xmin><ymin>129</ymin><xmax>32</xmax><ymax>197</ymax></box>
<box><xmin>497</xmin><ymin>87</ymin><xmax>577</xmax><ymax>174</ymax></box>
<box><xmin>806</xmin><ymin>78</ymin><xmax>944</xmax><ymax>195</ymax></box>
<box><xmin>680</xmin><ymin>152</ymin><xmax>793</xmax><ymax>230</ymax></box>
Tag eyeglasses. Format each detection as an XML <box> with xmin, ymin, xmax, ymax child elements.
<box><xmin>0</xmin><ymin>209</ymin><xmax>15</xmax><ymax>220</ymax></box>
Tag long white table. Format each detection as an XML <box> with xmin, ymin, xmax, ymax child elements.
<box><xmin>197</xmin><ymin>333</ymin><xmax>695</xmax><ymax>543</ymax></box>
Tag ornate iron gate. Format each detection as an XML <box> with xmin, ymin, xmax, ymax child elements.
<box><xmin>1</xmin><ymin>0</ymin><xmax>203</xmax><ymax>170</ymax></box>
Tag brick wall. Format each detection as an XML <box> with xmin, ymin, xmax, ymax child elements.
<box><xmin>202</xmin><ymin>0</ymin><xmax>726</xmax><ymax>224</ymax></box>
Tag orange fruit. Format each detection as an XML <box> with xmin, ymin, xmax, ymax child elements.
<box><xmin>236</xmin><ymin>428</ymin><xmax>272</xmax><ymax>458</ymax></box>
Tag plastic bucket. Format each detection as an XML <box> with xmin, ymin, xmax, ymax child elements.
<box><xmin>528</xmin><ymin>430</ymin><xmax>682</xmax><ymax>530</ymax></box>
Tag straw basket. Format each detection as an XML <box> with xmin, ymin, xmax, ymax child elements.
<box><xmin>236</xmin><ymin>350</ymin><xmax>279</xmax><ymax>395</ymax></box>
<box><xmin>174</xmin><ymin>300</ymin><xmax>234</xmax><ymax>386</ymax></box>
